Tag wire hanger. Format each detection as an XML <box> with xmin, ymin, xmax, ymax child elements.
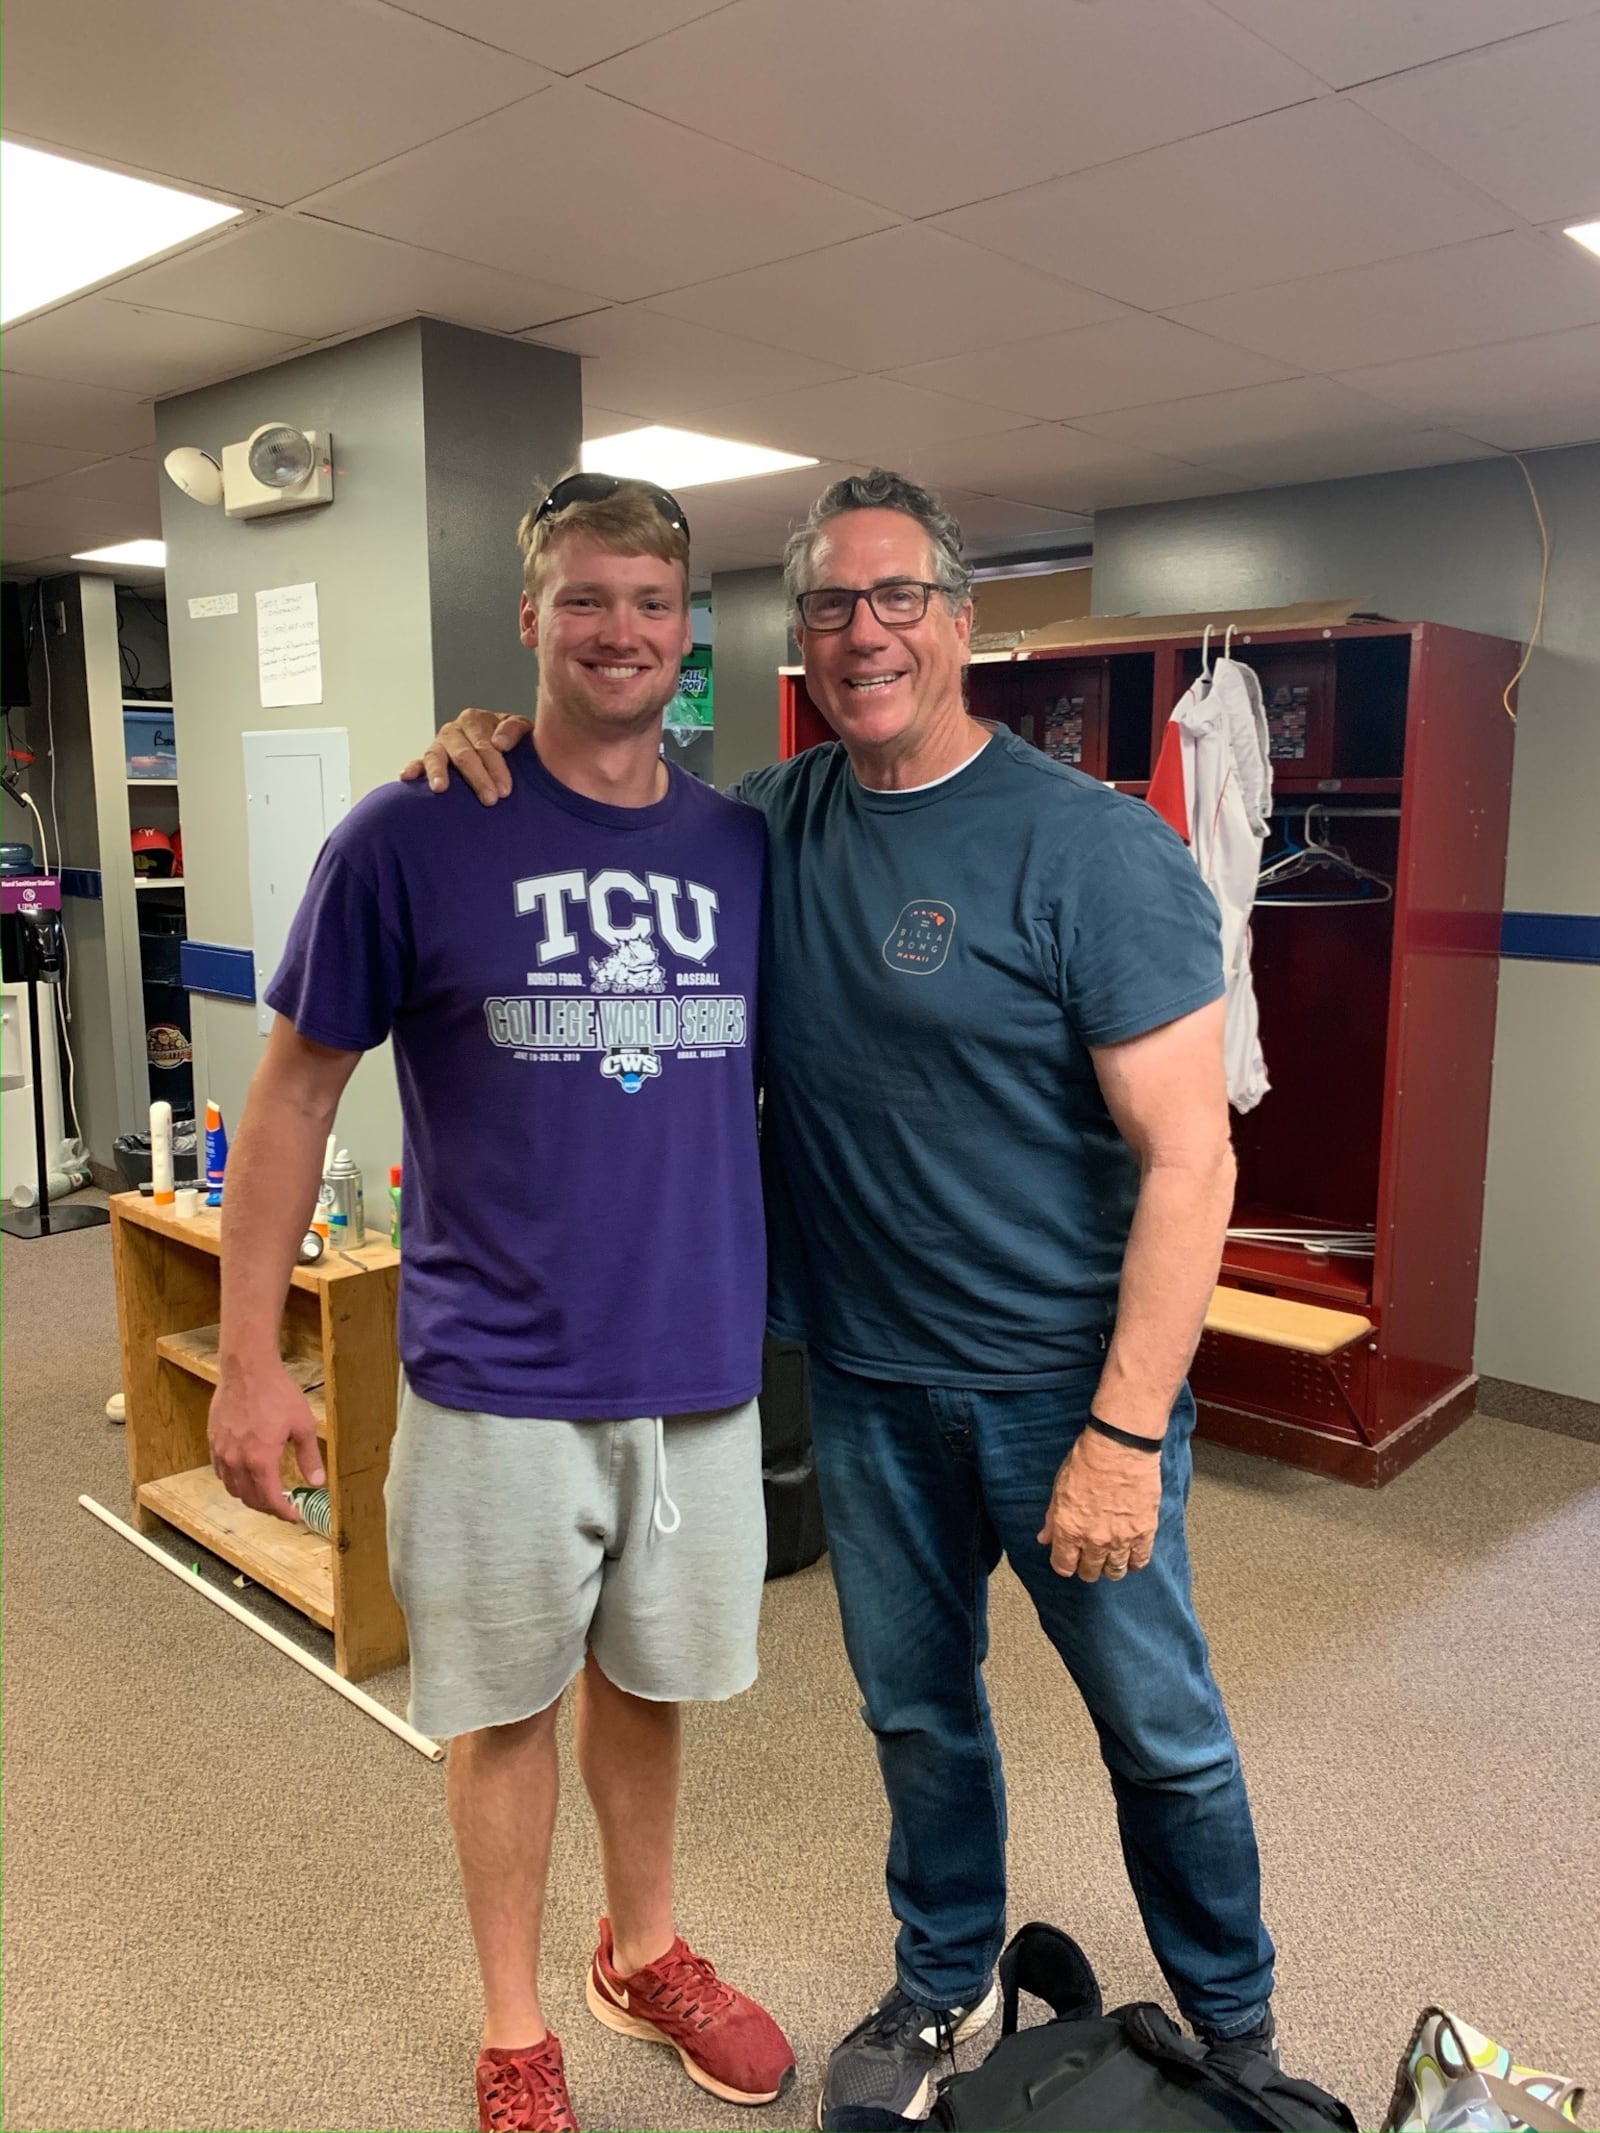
<box><xmin>1223</xmin><ymin>623</ymin><xmax>1236</xmax><ymax>662</ymax></box>
<box><xmin>1199</xmin><ymin>623</ymin><xmax>1213</xmax><ymax>679</ymax></box>
<box><xmin>1255</xmin><ymin>805</ymin><xmax>1393</xmax><ymax>907</ymax></box>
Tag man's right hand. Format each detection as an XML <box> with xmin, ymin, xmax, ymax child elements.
<box><xmin>209</xmin><ymin>1357</ymin><xmax>326</xmax><ymax>1523</ymax></box>
<box><xmin>400</xmin><ymin>708</ymin><xmax>531</xmax><ymax>804</ymax></box>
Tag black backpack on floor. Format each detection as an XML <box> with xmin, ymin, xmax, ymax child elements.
<box><xmin>930</xmin><ymin>1925</ymin><xmax>1358</xmax><ymax>2132</ymax></box>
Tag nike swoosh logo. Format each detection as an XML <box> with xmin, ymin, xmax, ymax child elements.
<box><xmin>603</xmin><ymin>1974</ymin><xmax>629</xmax><ymax>2009</ymax></box>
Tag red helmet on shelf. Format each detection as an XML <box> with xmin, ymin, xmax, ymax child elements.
<box><xmin>170</xmin><ymin>829</ymin><xmax>184</xmax><ymax>877</ymax></box>
<box><xmin>130</xmin><ymin>827</ymin><xmax>174</xmax><ymax>877</ymax></box>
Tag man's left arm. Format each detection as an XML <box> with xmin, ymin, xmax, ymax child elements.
<box><xmin>1036</xmin><ymin>999</ymin><xmax>1234</xmax><ymax>1582</ymax></box>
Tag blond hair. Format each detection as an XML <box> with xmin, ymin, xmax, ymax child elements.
<box><xmin>517</xmin><ymin>476</ymin><xmax>690</xmax><ymax>603</ymax></box>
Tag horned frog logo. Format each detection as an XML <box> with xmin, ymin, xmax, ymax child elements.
<box><xmin>589</xmin><ymin>914</ymin><xmax>666</xmax><ymax>994</ymax></box>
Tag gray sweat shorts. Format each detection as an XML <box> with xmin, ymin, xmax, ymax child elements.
<box><xmin>386</xmin><ymin>1381</ymin><xmax>766</xmax><ymax>1741</ymax></box>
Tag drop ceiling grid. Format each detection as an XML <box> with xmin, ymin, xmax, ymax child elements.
<box><xmin>4</xmin><ymin>0</ymin><xmax>1600</xmax><ymax>569</ymax></box>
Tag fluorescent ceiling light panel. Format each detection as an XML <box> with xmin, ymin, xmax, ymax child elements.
<box><xmin>72</xmin><ymin>540</ymin><xmax>167</xmax><ymax>569</ymax></box>
<box><xmin>0</xmin><ymin>142</ymin><xmax>239</xmax><ymax>323</ymax></box>
<box><xmin>582</xmin><ymin>426</ymin><xmax>816</xmax><ymax>490</ymax></box>
<box><xmin>1564</xmin><ymin>219</ymin><xmax>1600</xmax><ymax>261</ymax></box>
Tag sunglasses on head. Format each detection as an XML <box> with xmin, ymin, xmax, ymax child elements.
<box><xmin>532</xmin><ymin>472</ymin><xmax>691</xmax><ymax>543</ymax></box>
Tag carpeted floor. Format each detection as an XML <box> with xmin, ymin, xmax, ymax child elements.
<box><xmin>3</xmin><ymin>1214</ymin><xmax>1597</xmax><ymax>2132</ymax></box>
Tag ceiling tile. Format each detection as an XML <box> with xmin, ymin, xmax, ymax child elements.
<box><xmin>0</xmin><ymin>373</ymin><xmax>154</xmax><ymax>455</ymax></box>
<box><xmin>1073</xmin><ymin>376</ymin><xmax>1422</xmax><ymax>460</ymax></box>
<box><xmin>674</xmin><ymin>492</ymin><xmax>796</xmax><ymax>550</ymax></box>
<box><xmin>380</xmin><ymin>0</ymin><xmax>731</xmax><ymax>72</ymax></box>
<box><xmin>1</xmin><ymin>441</ymin><xmax>106</xmax><ymax>490</ymax></box>
<box><xmin>108</xmin><ymin>218</ymin><xmax>605</xmax><ymax>341</ymax></box>
<box><xmin>584</xmin><ymin>0</ymin><xmax>1319</xmax><ymax>217</ymax></box>
<box><xmin>0</xmin><ymin>300</ymin><xmax>306</xmax><ymax>398</ymax></box>
<box><xmin>1194</xmin><ymin>428</ymin><xmax>1500</xmax><ymax>487</ymax></box>
<box><xmin>1336</xmin><ymin>325</ymin><xmax>1600</xmax><ymax>449</ymax></box>
<box><xmin>688</xmin><ymin>378</ymin><xmax>1030</xmax><ymax>463</ymax></box>
<box><xmin>689</xmin><ymin>460</ymin><xmax>864</xmax><ymax>525</ymax></box>
<box><xmin>0</xmin><ymin>521</ymin><xmax>66</xmax><ymax>564</ymax></box>
<box><xmin>306</xmin><ymin>85</ymin><xmax>895</xmax><ymax>303</ymax></box>
<box><xmin>892</xmin><ymin>315</ymin><xmax>1294</xmax><ymax>421</ymax></box>
<box><xmin>0</xmin><ymin>491</ymin><xmax>157</xmax><ymax>551</ymax></box>
<box><xmin>2</xmin><ymin>0</ymin><xmax>554</xmax><ymax>207</ymax></box>
<box><xmin>527</xmin><ymin>310</ymin><xmax>848</xmax><ymax>420</ymax></box>
<box><xmin>1165</xmin><ymin>229</ymin><xmax>1600</xmax><ymax>371</ymax></box>
<box><xmin>1351</xmin><ymin>17</ymin><xmax>1600</xmax><ymax>224</ymax></box>
<box><xmin>1203</xmin><ymin>0</ymin><xmax>1598</xmax><ymax>89</ymax></box>
<box><xmin>903</xmin><ymin>425</ymin><xmax>1241</xmax><ymax>514</ymax></box>
<box><xmin>934</xmin><ymin>99</ymin><xmax>1511</xmax><ymax>311</ymax></box>
<box><xmin>644</xmin><ymin>228</ymin><xmax>1127</xmax><ymax>375</ymax></box>
<box><xmin>23</xmin><ymin>456</ymin><xmax>164</xmax><ymax>509</ymax></box>
<box><xmin>582</xmin><ymin>407</ymin><xmax>651</xmax><ymax>440</ymax></box>
<box><xmin>937</xmin><ymin>488</ymin><xmax>1093</xmax><ymax>551</ymax></box>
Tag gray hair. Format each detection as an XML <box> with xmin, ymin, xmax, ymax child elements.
<box><xmin>783</xmin><ymin>468</ymin><xmax>973</xmax><ymax>623</ymax></box>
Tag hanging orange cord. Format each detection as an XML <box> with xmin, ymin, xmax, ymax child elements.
<box><xmin>1503</xmin><ymin>452</ymin><xmax>1550</xmax><ymax>722</ymax></box>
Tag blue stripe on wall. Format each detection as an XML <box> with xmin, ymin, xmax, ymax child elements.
<box><xmin>180</xmin><ymin>941</ymin><xmax>256</xmax><ymax>1002</ymax></box>
<box><xmin>1501</xmin><ymin>912</ymin><xmax>1600</xmax><ymax>965</ymax></box>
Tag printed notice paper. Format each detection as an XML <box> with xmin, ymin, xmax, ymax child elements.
<box><xmin>256</xmin><ymin>582</ymin><xmax>323</xmax><ymax>707</ymax></box>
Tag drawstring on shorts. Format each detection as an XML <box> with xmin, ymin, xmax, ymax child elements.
<box><xmin>649</xmin><ymin>1416</ymin><xmax>681</xmax><ymax>1538</ymax></box>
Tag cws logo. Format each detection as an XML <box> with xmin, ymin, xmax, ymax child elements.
<box><xmin>493</xmin><ymin>867</ymin><xmax>745</xmax><ymax>1094</ymax></box>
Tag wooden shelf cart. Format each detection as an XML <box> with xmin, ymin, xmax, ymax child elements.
<box><xmin>110</xmin><ymin>1193</ymin><xmax>406</xmax><ymax>1679</ymax></box>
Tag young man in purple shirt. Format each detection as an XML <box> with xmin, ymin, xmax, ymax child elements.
<box><xmin>208</xmin><ymin>475</ymin><xmax>794</xmax><ymax>2133</ymax></box>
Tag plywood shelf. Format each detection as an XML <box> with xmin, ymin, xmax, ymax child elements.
<box><xmin>138</xmin><ymin>1465</ymin><xmax>335</xmax><ymax>1629</ymax></box>
<box><xmin>156</xmin><ymin>1323</ymin><xmax>327</xmax><ymax>1437</ymax></box>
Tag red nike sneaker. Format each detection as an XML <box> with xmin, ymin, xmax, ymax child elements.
<box><xmin>476</xmin><ymin>2034</ymin><xmax>578</xmax><ymax>2132</ymax></box>
<box><xmin>585</xmin><ymin>1916</ymin><xmax>795</xmax><ymax>2105</ymax></box>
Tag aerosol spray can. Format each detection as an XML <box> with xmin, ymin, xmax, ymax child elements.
<box><xmin>321</xmin><ymin>1146</ymin><xmax>366</xmax><ymax>1247</ymax></box>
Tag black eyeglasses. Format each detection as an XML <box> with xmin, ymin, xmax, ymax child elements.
<box><xmin>796</xmin><ymin>582</ymin><xmax>939</xmax><ymax>632</ymax></box>
<box><xmin>532</xmin><ymin>471</ymin><xmax>691</xmax><ymax>542</ymax></box>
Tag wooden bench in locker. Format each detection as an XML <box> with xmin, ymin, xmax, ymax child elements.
<box><xmin>1201</xmin><ymin>1284</ymin><xmax>1374</xmax><ymax>1440</ymax></box>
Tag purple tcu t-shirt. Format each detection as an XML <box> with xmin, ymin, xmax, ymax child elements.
<box><xmin>266</xmin><ymin>747</ymin><xmax>767</xmax><ymax>1420</ymax></box>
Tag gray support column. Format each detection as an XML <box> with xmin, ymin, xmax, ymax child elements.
<box><xmin>154</xmin><ymin>318</ymin><xmax>581</xmax><ymax>1186</ymax></box>
<box><xmin>710</xmin><ymin>565</ymin><xmax>796</xmax><ymax>791</ymax></box>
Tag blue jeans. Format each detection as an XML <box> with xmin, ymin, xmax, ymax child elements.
<box><xmin>806</xmin><ymin>1347</ymin><xmax>1276</xmax><ymax>2036</ymax></box>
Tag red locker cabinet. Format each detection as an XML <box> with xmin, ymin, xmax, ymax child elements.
<box><xmin>778</xmin><ymin>621</ymin><xmax>1519</xmax><ymax>1486</ymax></box>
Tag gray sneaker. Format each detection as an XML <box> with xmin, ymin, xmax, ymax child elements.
<box><xmin>819</xmin><ymin>1981</ymin><xmax>999</xmax><ymax>2128</ymax></box>
<box><xmin>1201</xmin><ymin>2008</ymin><xmax>1281</xmax><ymax>2081</ymax></box>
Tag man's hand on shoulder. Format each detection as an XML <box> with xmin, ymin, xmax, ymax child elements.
<box><xmin>1037</xmin><ymin>1425</ymin><xmax>1163</xmax><ymax>1583</ymax></box>
<box><xmin>400</xmin><ymin>708</ymin><xmax>532</xmax><ymax>805</ymax></box>
<box><xmin>209</xmin><ymin>1355</ymin><xmax>326</xmax><ymax>1524</ymax></box>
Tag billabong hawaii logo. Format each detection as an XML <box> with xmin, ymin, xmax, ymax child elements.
<box><xmin>883</xmin><ymin>900</ymin><xmax>956</xmax><ymax>974</ymax></box>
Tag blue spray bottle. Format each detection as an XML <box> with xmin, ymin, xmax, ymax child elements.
<box><xmin>204</xmin><ymin>1101</ymin><xmax>230</xmax><ymax>1206</ymax></box>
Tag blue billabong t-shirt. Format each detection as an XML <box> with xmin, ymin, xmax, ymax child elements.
<box><xmin>735</xmin><ymin>731</ymin><xmax>1223</xmax><ymax>1387</ymax></box>
<box><xmin>267</xmin><ymin>748</ymin><xmax>767</xmax><ymax>1420</ymax></box>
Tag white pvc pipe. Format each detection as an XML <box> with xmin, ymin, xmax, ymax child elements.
<box><xmin>78</xmin><ymin>1495</ymin><xmax>443</xmax><ymax>1763</ymax></box>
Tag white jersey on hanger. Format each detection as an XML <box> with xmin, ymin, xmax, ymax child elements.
<box><xmin>1147</xmin><ymin>658</ymin><xmax>1272</xmax><ymax>1113</ymax></box>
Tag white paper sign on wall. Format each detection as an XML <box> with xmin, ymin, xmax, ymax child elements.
<box><xmin>256</xmin><ymin>582</ymin><xmax>323</xmax><ymax>707</ymax></box>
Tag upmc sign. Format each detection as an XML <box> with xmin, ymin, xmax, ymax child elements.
<box><xmin>0</xmin><ymin>875</ymin><xmax>62</xmax><ymax>915</ymax></box>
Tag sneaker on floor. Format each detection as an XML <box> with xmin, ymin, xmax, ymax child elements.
<box><xmin>819</xmin><ymin>1981</ymin><xmax>998</xmax><ymax>2128</ymax></box>
<box><xmin>476</xmin><ymin>2034</ymin><xmax>577</xmax><ymax>2133</ymax></box>
<box><xmin>1201</xmin><ymin>2008</ymin><xmax>1281</xmax><ymax>2081</ymax></box>
<box><xmin>585</xmin><ymin>1915</ymin><xmax>796</xmax><ymax>2106</ymax></box>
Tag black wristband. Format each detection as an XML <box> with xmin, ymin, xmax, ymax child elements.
<box><xmin>1084</xmin><ymin>1413</ymin><xmax>1165</xmax><ymax>1454</ymax></box>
